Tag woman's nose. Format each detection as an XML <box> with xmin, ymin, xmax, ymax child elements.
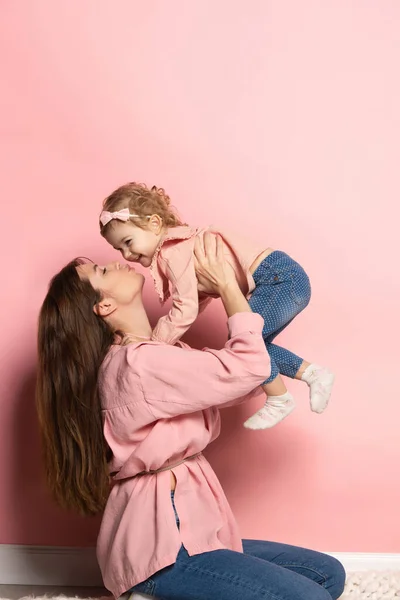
<box><xmin>108</xmin><ymin>261</ymin><xmax>121</xmax><ymax>270</ymax></box>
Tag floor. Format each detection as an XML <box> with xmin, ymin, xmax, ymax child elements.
<box><xmin>2</xmin><ymin>572</ymin><xmax>400</xmax><ymax>599</ymax></box>
<box><xmin>0</xmin><ymin>586</ymin><xmax>109</xmax><ymax>600</ymax></box>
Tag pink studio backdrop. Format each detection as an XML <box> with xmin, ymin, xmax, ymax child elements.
<box><xmin>1</xmin><ymin>1</ymin><xmax>399</xmax><ymax>552</ymax></box>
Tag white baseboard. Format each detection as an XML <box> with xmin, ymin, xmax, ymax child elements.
<box><xmin>0</xmin><ymin>545</ymin><xmax>399</xmax><ymax>587</ymax></box>
<box><xmin>328</xmin><ymin>552</ymin><xmax>400</xmax><ymax>572</ymax></box>
<box><xmin>0</xmin><ymin>545</ymin><xmax>103</xmax><ymax>587</ymax></box>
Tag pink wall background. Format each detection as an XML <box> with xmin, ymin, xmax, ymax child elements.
<box><xmin>1</xmin><ymin>1</ymin><xmax>399</xmax><ymax>552</ymax></box>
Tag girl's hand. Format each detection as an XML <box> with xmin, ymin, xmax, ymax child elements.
<box><xmin>194</xmin><ymin>232</ymin><xmax>237</xmax><ymax>295</ymax></box>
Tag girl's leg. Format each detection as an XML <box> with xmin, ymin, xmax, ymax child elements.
<box><xmin>268</xmin><ymin>343</ymin><xmax>335</xmax><ymax>414</ymax></box>
<box><xmin>247</xmin><ymin>252</ymin><xmax>334</xmax><ymax>423</ymax></box>
<box><xmin>134</xmin><ymin>544</ymin><xmax>336</xmax><ymax>600</ymax></box>
<box><xmin>245</xmin><ymin>253</ymin><xmax>311</xmax><ymax>429</ymax></box>
<box><xmin>295</xmin><ymin>359</ymin><xmax>311</xmax><ymax>378</ymax></box>
<box><xmin>242</xmin><ymin>539</ymin><xmax>346</xmax><ymax>600</ymax></box>
<box><xmin>264</xmin><ymin>318</ymin><xmax>305</xmax><ymax>379</ymax></box>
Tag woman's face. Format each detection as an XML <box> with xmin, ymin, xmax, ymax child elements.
<box><xmin>77</xmin><ymin>261</ymin><xmax>145</xmax><ymax>307</ymax></box>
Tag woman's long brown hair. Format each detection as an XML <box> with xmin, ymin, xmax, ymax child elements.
<box><xmin>36</xmin><ymin>259</ymin><xmax>114</xmax><ymax>516</ymax></box>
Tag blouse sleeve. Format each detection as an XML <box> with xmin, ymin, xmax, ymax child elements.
<box><xmin>151</xmin><ymin>242</ymin><xmax>200</xmax><ymax>345</ymax></box>
<box><xmin>134</xmin><ymin>313</ymin><xmax>270</xmax><ymax>420</ymax></box>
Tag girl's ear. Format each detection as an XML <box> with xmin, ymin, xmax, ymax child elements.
<box><xmin>148</xmin><ymin>214</ymin><xmax>163</xmax><ymax>234</ymax></box>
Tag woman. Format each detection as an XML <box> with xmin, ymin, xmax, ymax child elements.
<box><xmin>36</xmin><ymin>234</ymin><xmax>345</xmax><ymax>600</ymax></box>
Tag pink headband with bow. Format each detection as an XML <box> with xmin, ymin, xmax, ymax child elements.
<box><xmin>99</xmin><ymin>208</ymin><xmax>148</xmax><ymax>227</ymax></box>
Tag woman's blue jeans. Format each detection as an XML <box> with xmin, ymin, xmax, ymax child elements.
<box><xmin>132</xmin><ymin>492</ymin><xmax>345</xmax><ymax>600</ymax></box>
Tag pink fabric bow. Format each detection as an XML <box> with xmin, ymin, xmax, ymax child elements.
<box><xmin>100</xmin><ymin>208</ymin><xmax>131</xmax><ymax>226</ymax></box>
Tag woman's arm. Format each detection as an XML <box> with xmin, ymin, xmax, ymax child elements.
<box><xmin>132</xmin><ymin>233</ymin><xmax>269</xmax><ymax>419</ymax></box>
<box><xmin>131</xmin><ymin>312</ymin><xmax>270</xmax><ymax>420</ymax></box>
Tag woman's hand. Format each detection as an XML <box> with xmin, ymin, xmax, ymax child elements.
<box><xmin>194</xmin><ymin>232</ymin><xmax>237</xmax><ymax>295</ymax></box>
<box><xmin>194</xmin><ymin>232</ymin><xmax>252</xmax><ymax>316</ymax></box>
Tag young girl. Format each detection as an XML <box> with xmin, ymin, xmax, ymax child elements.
<box><xmin>99</xmin><ymin>182</ymin><xmax>335</xmax><ymax>430</ymax></box>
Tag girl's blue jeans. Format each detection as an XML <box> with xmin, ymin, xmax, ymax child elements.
<box><xmin>249</xmin><ymin>250</ymin><xmax>312</xmax><ymax>384</ymax></box>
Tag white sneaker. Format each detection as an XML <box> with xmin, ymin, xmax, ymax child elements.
<box><xmin>306</xmin><ymin>367</ymin><xmax>335</xmax><ymax>413</ymax></box>
<box><xmin>244</xmin><ymin>395</ymin><xmax>295</xmax><ymax>430</ymax></box>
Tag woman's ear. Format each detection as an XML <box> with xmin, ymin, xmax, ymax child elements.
<box><xmin>93</xmin><ymin>297</ymin><xmax>117</xmax><ymax>317</ymax></box>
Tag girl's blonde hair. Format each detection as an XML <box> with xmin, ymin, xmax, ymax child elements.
<box><xmin>100</xmin><ymin>182</ymin><xmax>185</xmax><ymax>235</ymax></box>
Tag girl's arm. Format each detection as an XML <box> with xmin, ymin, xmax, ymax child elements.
<box><xmin>151</xmin><ymin>242</ymin><xmax>200</xmax><ymax>345</ymax></box>
<box><xmin>151</xmin><ymin>231</ymin><xmax>253</xmax><ymax>343</ymax></box>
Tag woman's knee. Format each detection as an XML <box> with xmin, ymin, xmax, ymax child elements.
<box><xmin>323</xmin><ymin>555</ymin><xmax>346</xmax><ymax>599</ymax></box>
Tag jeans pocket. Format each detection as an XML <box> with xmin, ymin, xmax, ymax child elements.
<box><xmin>290</xmin><ymin>269</ymin><xmax>311</xmax><ymax>308</ymax></box>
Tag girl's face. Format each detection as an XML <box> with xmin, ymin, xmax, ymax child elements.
<box><xmin>104</xmin><ymin>216</ymin><xmax>163</xmax><ymax>268</ymax></box>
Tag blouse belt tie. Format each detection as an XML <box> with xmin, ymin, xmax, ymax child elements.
<box><xmin>134</xmin><ymin>452</ymin><xmax>203</xmax><ymax>477</ymax></box>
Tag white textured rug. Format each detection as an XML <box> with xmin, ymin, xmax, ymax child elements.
<box><xmin>343</xmin><ymin>571</ymin><xmax>400</xmax><ymax>598</ymax></box>
<box><xmin>7</xmin><ymin>571</ymin><xmax>400</xmax><ymax>599</ymax></box>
